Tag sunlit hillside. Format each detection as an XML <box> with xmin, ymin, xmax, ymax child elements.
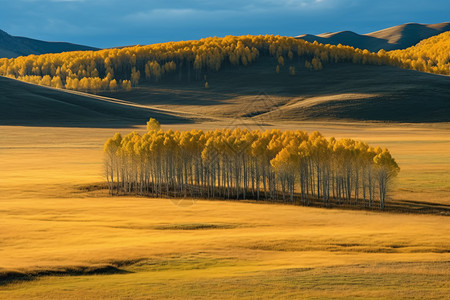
<box><xmin>0</xmin><ymin>35</ymin><xmax>386</xmax><ymax>92</ymax></box>
<box><xmin>297</xmin><ymin>22</ymin><xmax>450</xmax><ymax>52</ymax></box>
<box><xmin>387</xmin><ymin>31</ymin><xmax>450</xmax><ymax>74</ymax></box>
<box><xmin>1</xmin><ymin>32</ymin><xmax>450</xmax><ymax>99</ymax></box>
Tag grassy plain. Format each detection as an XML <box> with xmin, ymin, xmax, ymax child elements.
<box><xmin>0</xmin><ymin>122</ymin><xmax>449</xmax><ymax>299</ymax></box>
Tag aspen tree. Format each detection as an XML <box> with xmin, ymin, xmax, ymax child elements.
<box><xmin>7</xmin><ymin>34</ymin><xmax>434</xmax><ymax>91</ymax></box>
<box><xmin>109</xmin><ymin>79</ymin><xmax>117</xmax><ymax>90</ymax></box>
<box><xmin>104</xmin><ymin>120</ymin><xmax>399</xmax><ymax>209</ymax></box>
<box><xmin>146</xmin><ymin>118</ymin><xmax>161</xmax><ymax>131</ymax></box>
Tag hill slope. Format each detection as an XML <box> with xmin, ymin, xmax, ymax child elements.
<box><xmin>0</xmin><ymin>30</ymin><xmax>99</xmax><ymax>58</ymax></box>
<box><xmin>1</xmin><ymin>33</ymin><xmax>450</xmax><ymax>126</ymax></box>
<box><xmin>297</xmin><ymin>22</ymin><xmax>450</xmax><ymax>52</ymax></box>
<box><xmin>0</xmin><ymin>76</ymin><xmax>192</xmax><ymax>127</ymax></box>
<box><xmin>98</xmin><ymin>58</ymin><xmax>450</xmax><ymax>123</ymax></box>
<box><xmin>2</xmin><ymin>59</ymin><xmax>449</xmax><ymax>127</ymax></box>
<box><xmin>387</xmin><ymin>31</ymin><xmax>450</xmax><ymax>74</ymax></box>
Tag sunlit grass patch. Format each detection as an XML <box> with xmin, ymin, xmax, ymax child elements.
<box><xmin>240</xmin><ymin>239</ymin><xmax>450</xmax><ymax>253</ymax></box>
<box><xmin>0</xmin><ymin>124</ymin><xmax>449</xmax><ymax>298</ymax></box>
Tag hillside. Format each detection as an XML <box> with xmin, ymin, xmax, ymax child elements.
<box><xmin>0</xmin><ymin>29</ymin><xmax>99</xmax><ymax>58</ymax></box>
<box><xmin>97</xmin><ymin>59</ymin><xmax>450</xmax><ymax>123</ymax></box>
<box><xmin>1</xmin><ymin>33</ymin><xmax>450</xmax><ymax>126</ymax></box>
<box><xmin>297</xmin><ymin>22</ymin><xmax>450</xmax><ymax>52</ymax></box>
<box><xmin>0</xmin><ymin>34</ymin><xmax>389</xmax><ymax>94</ymax></box>
<box><xmin>0</xmin><ymin>76</ymin><xmax>191</xmax><ymax>127</ymax></box>
<box><xmin>387</xmin><ymin>31</ymin><xmax>450</xmax><ymax>74</ymax></box>
<box><xmin>2</xmin><ymin>59</ymin><xmax>450</xmax><ymax>126</ymax></box>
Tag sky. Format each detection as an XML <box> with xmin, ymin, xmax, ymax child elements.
<box><xmin>1</xmin><ymin>0</ymin><xmax>449</xmax><ymax>48</ymax></box>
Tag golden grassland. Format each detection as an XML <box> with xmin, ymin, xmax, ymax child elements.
<box><xmin>0</xmin><ymin>122</ymin><xmax>449</xmax><ymax>299</ymax></box>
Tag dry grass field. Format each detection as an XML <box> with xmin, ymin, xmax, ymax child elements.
<box><xmin>1</xmin><ymin>122</ymin><xmax>449</xmax><ymax>299</ymax></box>
<box><xmin>2</xmin><ymin>18</ymin><xmax>450</xmax><ymax>299</ymax></box>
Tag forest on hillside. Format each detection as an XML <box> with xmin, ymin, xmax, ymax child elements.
<box><xmin>386</xmin><ymin>31</ymin><xmax>450</xmax><ymax>74</ymax></box>
<box><xmin>104</xmin><ymin>119</ymin><xmax>399</xmax><ymax>210</ymax></box>
<box><xmin>1</xmin><ymin>32</ymin><xmax>448</xmax><ymax>92</ymax></box>
<box><xmin>0</xmin><ymin>35</ymin><xmax>398</xmax><ymax>92</ymax></box>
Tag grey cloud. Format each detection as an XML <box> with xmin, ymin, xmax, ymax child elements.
<box><xmin>1</xmin><ymin>0</ymin><xmax>448</xmax><ymax>48</ymax></box>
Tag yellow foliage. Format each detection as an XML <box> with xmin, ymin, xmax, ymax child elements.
<box><xmin>122</xmin><ymin>80</ymin><xmax>132</xmax><ymax>91</ymax></box>
<box><xmin>50</xmin><ymin>76</ymin><xmax>63</xmax><ymax>89</ymax></box>
<box><xmin>386</xmin><ymin>31</ymin><xmax>450</xmax><ymax>75</ymax></box>
<box><xmin>289</xmin><ymin>65</ymin><xmax>295</xmax><ymax>76</ymax></box>
<box><xmin>104</xmin><ymin>122</ymin><xmax>399</xmax><ymax>207</ymax></box>
<box><xmin>131</xmin><ymin>67</ymin><xmax>140</xmax><ymax>86</ymax></box>
<box><xmin>40</xmin><ymin>75</ymin><xmax>51</xmax><ymax>86</ymax></box>
<box><xmin>312</xmin><ymin>57</ymin><xmax>323</xmax><ymax>71</ymax></box>
<box><xmin>305</xmin><ymin>60</ymin><xmax>312</xmax><ymax>70</ymax></box>
<box><xmin>109</xmin><ymin>79</ymin><xmax>117</xmax><ymax>90</ymax></box>
<box><xmin>0</xmin><ymin>35</ymin><xmax>391</xmax><ymax>92</ymax></box>
<box><xmin>3</xmin><ymin>33</ymin><xmax>448</xmax><ymax>93</ymax></box>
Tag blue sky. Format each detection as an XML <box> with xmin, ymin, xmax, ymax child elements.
<box><xmin>1</xmin><ymin>0</ymin><xmax>449</xmax><ymax>48</ymax></box>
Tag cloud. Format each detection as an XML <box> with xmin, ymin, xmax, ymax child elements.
<box><xmin>1</xmin><ymin>0</ymin><xmax>450</xmax><ymax>48</ymax></box>
<box><xmin>123</xmin><ymin>8</ymin><xmax>239</xmax><ymax>24</ymax></box>
<box><xmin>15</xmin><ymin>0</ymin><xmax>85</xmax><ymax>2</ymax></box>
<box><xmin>51</xmin><ymin>0</ymin><xmax>85</xmax><ymax>2</ymax></box>
<box><xmin>122</xmin><ymin>0</ymin><xmax>339</xmax><ymax>26</ymax></box>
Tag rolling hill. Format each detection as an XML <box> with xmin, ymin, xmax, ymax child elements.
<box><xmin>0</xmin><ymin>29</ymin><xmax>99</xmax><ymax>58</ymax></box>
<box><xmin>0</xmin><ymin>76</ymin><xmax>192</xmax><ymax>127</ymax></box>
<box><xmin>1</xmin><ymin>29</ymin><xmax>450</xmax><ymax>127</ymax></box>
<box><xmin>297</xmin><ymin>22</ymin><xmax>450</xmax><ymax>52</ymax></box>
<box><xmin>2</xmin><ymin>57</ymin><xmax>450</xmax><ymax>127</ymax></box>
<box><xmin>97</xmin><ymin>58</ymin><xmax>450</xmax><ymax>124</ymax></box>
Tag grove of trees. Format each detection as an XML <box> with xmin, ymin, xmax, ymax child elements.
<box><xmin>104</xmin><ymin>119</ymin><xmax>400</xmax><ymax>210</ymax></box>
<box><xmin>2</xmin><ymin>33</ymin><xmax>449</xmax><ymax>92</ymax></box>
<box><xmin>386</xmin><ymin>31</ymin><xmax>450</xmax><ymax>75</ymax></box>
<box><xmin>0</xmin><ymin>35</ymin><xmax>388</xmax><ymax>92</ymax></box>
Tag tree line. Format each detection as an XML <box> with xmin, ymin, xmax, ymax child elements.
<box><xmin>0</xmin><ymin>35</ymin><xmax>387</xmax><ymax>92</ymax></box>
<box><xmin>104</xmin><ymin>119</ymin><xmax>400</xmax><ymax>210</ymax></box>
<box><xmin>386</xmin><ymin>31</ymin><xmax>450</xmax><ymax>75</ymax></box>
<box><xmin>2</xmin><ymin>33</ymin><xmax>449</xmax><ymax>92</ymax></box>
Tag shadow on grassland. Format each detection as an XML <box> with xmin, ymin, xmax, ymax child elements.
<box><xmin>0</xmin><ymin>264</ymin><xmax>133</xmax><ymax>286</ymax></box>
<box><xmin>0</xmin><ymin>76</ymin><xmax>193</xmax><ymax>128</ymax></box>
<box><xmin>76</xmin><ymin>183</ymin><xmax>450</xmax><ymax>216</ymax></box>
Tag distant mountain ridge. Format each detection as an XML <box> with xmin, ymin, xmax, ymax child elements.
<box><xmin>296</xmin><ymin>22</ymin><xmax>450</xmax><ymax>52</ymax></box>
<box><xmin>0</xmin><ymin>29</ymin><xmax>99</xmax><ymax>58</ymax></box>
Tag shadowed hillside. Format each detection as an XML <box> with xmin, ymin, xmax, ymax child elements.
<box><xmin>98</xmin><ymin>58</ymin><xmax>450</xmax><ymax>123</ymax></box>
<box><xmin>0</xmin><ymin>29</ymin><xmax>99</xmax><ymax>58</ymax></box>
<box><xmin>0</xmin><ymin>76</ymin><xmax>192</xmax><ymax>127</ymax></box>
<box><xmin>2</xmin><ymin>58</ymin><xmax>449</xmax><ymax>126</ymax></box>
<box><xmin>297</xmin><ymin>22</ymin><xmax>450</xmax><ymax>52</ymax></box>
<box><xmin>1</xmin><ymin>32</ymin><xmax>450</xmax><ymax>126</ymax></box>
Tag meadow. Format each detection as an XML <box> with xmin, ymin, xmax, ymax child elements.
<box><xmin>0</xmin><ymin>122</ymin><xmax>449</xmax><ymax>299</ymax></box>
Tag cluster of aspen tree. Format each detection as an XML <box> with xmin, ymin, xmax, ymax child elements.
<box><xmin>2</xmin><ymin>33</ymin><xmax>449</xmax><ymax>91</ymax></box>
<box><xmin>104</xmin><ymin>119</ymin><xmax>399</xmax><ymax>210</ymax></box>
<box><xmin>386</xmin><ymin>31</ymin><xmax>450</xmax><ymax>75</ymax></box>
<box><xmin>0</xmin><ymin>35</ymin><xmax>387</xmax><ymax>92</ymax></box>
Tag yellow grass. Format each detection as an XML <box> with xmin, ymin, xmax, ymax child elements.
<box><xmin>0</xmin><ymin>122</ymin><xmax>449</xmax><ymax>299</ymax></box>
